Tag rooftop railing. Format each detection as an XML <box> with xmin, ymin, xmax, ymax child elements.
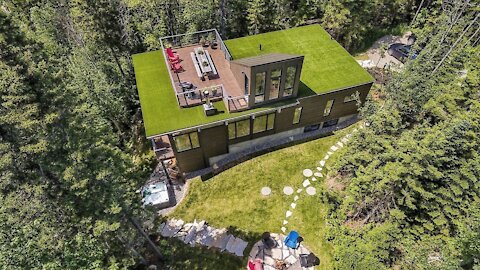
<box><xmin>224</xmin><ymin>95</ymin><xmax>250</xmax><ymax>113</ymax></box>
<box><xmin>176</xmin><ymin>84</ymin><xmax>225</xmax><ymax>108</ymax></box>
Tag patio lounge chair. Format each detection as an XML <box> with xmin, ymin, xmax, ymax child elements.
<box><xmin>284</xmin><ymin>230</ymin><xmax>302</xmax><ymax>249</ymax></box>
<box><xmin>299</xmin><ymin>253</ymin><xmax>320</xmax><ymax>267</ymax></box>
<box><xmin>261</xmin><ymin>232</ymin><xmax>277</xmax><ymax>249</ymax></box>
<box><xmin>171</xmin><ymin>62</ymin><xmax>183</xmax><ymax>72</ymax></box>
<box><xmin>166</xmin><ymin>47</ymin><xmax>180</xmax><ymax>62</ymax></box>
<box><xmin>248</xmin><ymin>259</ymin><xmax>263</xmax><ymax>270</ymax></box>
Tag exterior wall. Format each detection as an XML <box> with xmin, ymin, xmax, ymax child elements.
<box><xmin>170</xmin><ymin>82</ymin><xmax>372</xmax><ymax>174</ymax></box>
<box><xmin>248</xmin><ymin>58</ymin><xmax>304</xmax><ymax>107</ymax></box>
<box><xmin>208</xmin><ymin>127</ymin><xmax>304</xmax><ymax>164</ymax></box>
<box><xmin>228</xmin><ymin>62</ymin><xmax>251</xmax><ymax>97</ymax></box>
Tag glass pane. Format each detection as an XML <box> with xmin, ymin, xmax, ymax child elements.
<box><xmin>173</xmin><ymin>134</ymin><xmax>191</xmax><ymax>152</ymax></box>
<box><xmin>267</xmin><ymin>113</ymin><xmax>275</xmax><ymax>130</ymax></box>
<box><xmin>228</xmin><ymin>124</ymin><xmax>236</xmax><ymax>139</ymax></box>
<box><xmin>236</xmin><ymin>119</ymin><xmax>251</xmax><ymax>137</ymax></box>
<box><xmin>293</xmin><ymin>107</ymin><xmax>302</xmax><ymax>124</ymax></box>
<box><xmin>255</xmin><ymin>72</ymin><xmax>265</xmax><ymax>103</ymax></box>
<box><xmin>324</xmin><ymin>100</ymin><xmax>334</xmax><ymax>116</ymax></box>
<box><xmin>284</xmin><ymin>87</ymin><xmax>293</xmax><ymax>96</ymax></box>
<box><xmin>344</xmin><ymin>93</ymin><xmax>356</xmax><ymax>102</ymax></box>
<box><xmin>284</xmin><ymin>66</ymin><xmax>296</xmax><ymax>95</ymax></box>
<box><xmin>190</xmin><ymin>132</ymin><xmax>200</xmax><ymax>148</ymax></box>
<box><xmin>253</xmin><ymin>115</ymin><xmax>267</xmax><ymax>133</ymax></box>
<box><xmin>269</xmin><ymin>69</ymin><xmax>281</xmax><ymax>100</ymax></box>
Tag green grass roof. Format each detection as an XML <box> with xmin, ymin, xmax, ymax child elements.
<box><xmin>225</xmin><ymin>24</ymin><xmax>373</xmax><ymax>95</ymax></box>
<box><xmin>133</xmin><ymin>25</ymin><xmax>372</xmax><ymax>137</ymax></box>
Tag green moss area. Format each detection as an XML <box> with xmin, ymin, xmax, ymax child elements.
<box><xmin>132</xmin><ymin>51</ymin><xmax>287</xmax><ymax>137</ymax></box>
<box><xmin>225</xmin><ymin>24</ymin><xmax>373</xmax><ymax>95</ymax></box>
<box><xmin>133</xmin><ymin>25</ymin><xmax>371</xmax><ymax>137</ymax></box>
<box><xmin>169</xmin><ymin>125</ymin><xmax>357</xmax><ymax>269</ymax></box>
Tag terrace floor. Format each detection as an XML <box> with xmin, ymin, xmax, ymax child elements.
<box><xmin>169</xmin><ymin>44</ymin><xmax>247</xmax><ymax>109</ymax></box>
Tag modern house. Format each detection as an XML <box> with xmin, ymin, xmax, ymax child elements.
<box><xmin>132</xmin><ymin>25</ymin><xmax>373</xmax><ymax>177</ymax></box>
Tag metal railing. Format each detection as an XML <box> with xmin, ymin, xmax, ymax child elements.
<box><xmin>176</xmin><ymin>84</ymin><xmax>225</xmax><ymax>108</ymax></box>
<box><xmin>224</xmin><ymin>95</ymin><xmax>250</xmax><ymax>113</ymax></box>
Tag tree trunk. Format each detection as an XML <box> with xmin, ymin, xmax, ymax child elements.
<box><xmin>127</xmin><ymin>215</ymin><xmax>163</xmax><ymax>261</ymax></box>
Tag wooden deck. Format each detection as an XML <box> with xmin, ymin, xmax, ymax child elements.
<box><xmin>168</xmin><ymin>44</ymin><xmax>246</xmax><ymax>105</ymax></box>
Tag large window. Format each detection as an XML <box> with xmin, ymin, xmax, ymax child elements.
<box><xmin>173</xmin><ymin>132</ymin><xmax>200</xmax><ymax>152</ymax></box>
<box><xmin>255</xmin><ymin>72</ymin><xmax>266</xmax><ymax>103</ymax></box>
<box><xmin>269</xmin><ymin>69</ymin><xmax>281</xmax><ymax>100</ymax></box>
<box><xmin>228</xmin><ymin>119</ymin><xmax>251</xmax><ymax>139</ymax></box>
<box><xmin>324</xmin><ymin>100</ymin><xmax>334</xmax><ymax>116</ymax></box>
<box><xmin>293</xmin><ymin>107</ymin><xmax>302</xmax><ymax>124</ymax></box>
<box><xmin>253</xmin><ymin>113</ymin><xmax>276</xmax><ymax>133</ymax></box>
<box><xmin>284</xmin><ymin>66</ymin><xmax>297</xmax><ymax>96</ymax></box>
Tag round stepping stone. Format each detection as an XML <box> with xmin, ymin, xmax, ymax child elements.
<box><xmin>320</xmin><ymin>160</ymin><xmax>325</xmax><ymax>166</ymax></box>
<box><xmin>261</xmin><ymin>187</ymin><xmax>272</xmax><ymax>196</ymax></box>
<box><xmin>303</xmin><ymin>169</ymin><xmax>313</xmax><ymax>177</ymax></box>
<box><xmin>306</xmin><ymin>186</ymin><xmax>317</xmax><ymax>196</ymax></box>
<box><xmin>283</xmin><ymin>186</ymin><xmax>294</xmax><ymax>195</ymax></box>
<box><xmin>286</xmin><ymin>211</ymin><xmax>292</xmax><ymax>218</ymax></box>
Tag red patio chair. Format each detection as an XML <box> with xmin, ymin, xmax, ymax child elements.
<box><xmin>248</xmin><ymin>259</ymin><xmax>263</xmax><ymax>270</ymax></box>
<box><xmin>166</xmin><ymin>47</ymin><xmax>180</xmax><ymax>62</ymax></box>
<box><xmin>171</xmin><ymin>62</ymin><xmax>183</xmax><ymax>72</ymax></box>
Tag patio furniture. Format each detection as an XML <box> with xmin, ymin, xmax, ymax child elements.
<box><xmin>284</xmin><ymin>231</ymin><xmax>302</xmax><ymax>249</ymax></box>
<box><xmin>171</xmin><ymin>62</ymin><xmax>183</xmax><ymax>72</ymax></box>
<box><xmin>194</xmin><ymin>47</ymin><xmax>212</xmax><ymax>73</ymax></box>
<box><xmin>248</xmin><ymin>259</ymin><xmax>263</xmax><ymax>270</ymax></box>
<box><xmin>205</xmin><ymin>51</ymin><xmax>217</xmax><ymax>75</ymax></box>
<box><xmin>166</xmin><ymin>47</ymin><xmax>180</xmax><ymax>62</ymax></box>
<box><xmin>299</xmin><ymin>253</ymin><xmax>320</xmax><ymax>267</ymax></box>
<box><xmin>261</xmin><ymin>232</ymin><xmax>277</xmax><ymax>249</ymax></box>
<box><xmin>190</xmin><ymin>52</ymin><xmax>204</xmax><ymax>80</ymax></box>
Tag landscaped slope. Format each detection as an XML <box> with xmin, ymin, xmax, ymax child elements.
<box><xmin>170</xmin><ymin>125</ymin><xmax>357</xmax><ymax>270</ymax></box>
<box><xmin>225</xmin><ymin>24</ymin><xmax>373</xmax><ymax>95</ymax></box>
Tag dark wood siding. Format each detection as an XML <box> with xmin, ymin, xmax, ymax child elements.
<box><xmin>199</xmin><ymin>125</ymin><xmax>229</xmax><ymax>159</ymax></box>
<box><xmin>175</xmin><ymin>148</ymin><xmax>205</xmax><ymax>172</ymax></box>
<box><xmin>171</xmin><ymin>82</ymin><xmax>372</xmax><ymax>173</ymax></box>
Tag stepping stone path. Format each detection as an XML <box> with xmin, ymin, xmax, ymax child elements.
<box><xmin>261</xmin><ymin>187</ymin><xmax>272</xmax><ymax>196</ymax></box>
<box><xmin>249</xmin><ymin>233</ymin><xmax>315</xmax><ymax>270</ymax></box>
<box><xmin>306</xmin><ymin>186</ymin><xmax>317</xmax><ymax>196</ymax></box>
<box><xmin>279</xmin><ymin>124</ymin><xmax>364</xmax><ymax>233</ymax></box>
<box><xmin>159</xmin><ymin>218</ymin><xmax>248</xmax><ymax>257</ymax></box>
<box><xmin>283</xmin><ymin>186</ymin><xmax>294</xmax><ymax>195</ymax></box>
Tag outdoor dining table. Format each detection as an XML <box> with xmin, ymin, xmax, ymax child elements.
<box><xmin>194</xmin><ymin>47</ymin><xmax>212</xmax><ymax>73</ymax></box>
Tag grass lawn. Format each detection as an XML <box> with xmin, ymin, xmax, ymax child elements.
<box><xmin>169</xmin><ymin>124</ymin><xmax>357</xmax><ymax>269</ymax></box>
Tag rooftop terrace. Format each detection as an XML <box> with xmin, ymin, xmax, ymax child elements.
<box><xmin>133</xmin><ymin>25</ymin><xmax>373</xmax><ymax>137</ymax></box>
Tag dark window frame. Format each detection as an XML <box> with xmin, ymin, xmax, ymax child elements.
<box><xmin>293</xmin><ymin>107</ymin><xmax>302</xmax><ymax>124</ymax></box>
<box><xmin>228</xmin><ymin>118</ymin><xmax>252</xmax><ymax>139</ymax></box>
<box><xmin>323</xmin><ymin>100</ymin><xmax>334</xmax><ymax>116</ymax></box>
<box><xmin>253</xmin><ymin>113</ymin><xmax>276</xmax><ymax>134</ymax></box>
<box><xmin>284</xmin><ymin>65</ymin><xmax>297</xmax><ymax>96</ymax></box>
<box><xmin>173</xmin><ymin>132</ymin><xmax>200</xmax><ymax>152</ymax></box>
<box><xmin>254</xmin><ymin>72</ymin><xmax>266</xmax><ymax>103</ymax></box>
